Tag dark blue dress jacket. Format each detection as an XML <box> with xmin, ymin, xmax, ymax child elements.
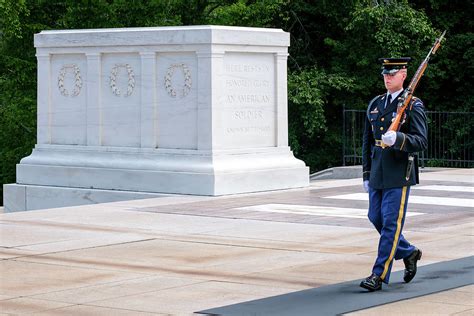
<box><xmin>362</xmin><ymin>93</ymin><xmax>428</xmax><ymax>189</ymax></box>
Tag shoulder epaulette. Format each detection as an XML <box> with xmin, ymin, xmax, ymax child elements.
<box><xmin>409</xmin><ymin>96</ymin><xmax>424</xmax><ymax>110</ymax></box>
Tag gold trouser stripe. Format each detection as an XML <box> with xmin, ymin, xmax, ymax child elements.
<box><xmin>381</xmin><ymin>186</ymin><xmax>408</xmax><ymax>280</ymax></box>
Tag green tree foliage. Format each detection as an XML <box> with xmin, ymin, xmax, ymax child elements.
<box><xmin>207</xmin><ymin>0</ymin><xmax>286</xmax><ymax>27</ymax></box>
<box><xmin>0</xmin><ymin>0</ymin><xmax>27</xmax><ymax>39</ymax></box>
<box><xmin>410</xmin><ymin>0</ymin><xmax>473</xmax><ymax>112</ymax></box>
<box><xmin>284</xmin><ymin>0</ymin><xmax>441</xmax><ymax>170</ymax></box>
<box><xmin>0</xmin><ymin>0</ymin><xmax>471</xmax><ymax>205</ymax></box>
<box><xmin>287</xmin><ymin>68</ymin><xmax>355</xmax><ymax>169</ymax></box>
<box><xmin>0</xmin><ymin>0</ymin><xmax>36</xmax><ymax>206</ymax></box>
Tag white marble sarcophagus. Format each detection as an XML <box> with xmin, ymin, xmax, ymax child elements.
<box><xmin>3</xmin><ymin>26</ymin><xmax>309</xmax><ymax>212</ymax></box>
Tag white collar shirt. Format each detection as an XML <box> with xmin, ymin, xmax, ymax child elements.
<box><xmin>385</xmin><ymin>88</ymin><xmax>404</xmax><ymax>108</ymax></box>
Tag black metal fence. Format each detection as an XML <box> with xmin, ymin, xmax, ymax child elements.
<box><xmin>342</xmin><ymin>108</ymin><xmax>474</xmax><ymax>168</ymax></box>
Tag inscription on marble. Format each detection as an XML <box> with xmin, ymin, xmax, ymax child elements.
<box><xmin>233</xmin><ymin>110</ymin><xmax>263</xmax><ymax>120</ymax></box>
<box><xmin>226</xmin><ymin>126</ymin><xmax>271</xmax><ymax>134</ymax></box>
<box><xmin>220</xmin><ymin>53</ymin><xmax>275</xmax><ymax>148</ymax></box>
<box><xmin>227</xmin><ymin>94</ymin><xmax>270</xmax><ymax>104</ymax></box>
<box><xmin>226</xmin><ymin>79</ymin><xmax>270</xmax><ymax>88</ymax></box>
<box><xmin>225</xmin><ymin>64</ymin><xmax>271</xmax><ymax>73</ymax></box>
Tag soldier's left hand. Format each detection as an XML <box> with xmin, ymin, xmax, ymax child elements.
<box><xmin>382</xmin><ymin>131</ymin><xmax>397</xmax><ymax>146</ymax></box>
<box><xmin>363</xmin><ymin>180</ymin><xmax>369</xmax><ymax>193</ymax></box>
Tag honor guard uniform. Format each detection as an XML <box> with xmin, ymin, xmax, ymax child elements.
<box><xmin>360</xmin><ymin>57</ymin><xmax>428</xmax><ymax>291</ymax></box>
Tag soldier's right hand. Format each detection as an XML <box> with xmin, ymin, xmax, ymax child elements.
<box><xmin>363</xmin><ymin>180</ymin><xmax>369</xmax><ymax>193</ymax></box>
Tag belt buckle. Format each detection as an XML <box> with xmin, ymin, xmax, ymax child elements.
<box><xmin>375</xmin><ymin>140</ymin><xmax>386</xmax><ymax>148</ymax></box>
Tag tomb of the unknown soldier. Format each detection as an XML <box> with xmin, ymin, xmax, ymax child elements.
<box><xmin>1</xmin><ymin>20</ymin><xmax>472</xmax><ymax>316</ymax></box>
<box><xmin>3</xmin><ymin>26</ymin><xmax>309</xmax><ymax>212</ymax></box>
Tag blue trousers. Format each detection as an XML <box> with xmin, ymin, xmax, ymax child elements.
<box><xmin>368</xmin><ymin>186</ymin><xmax>415</xmax><ymax>283</ymax></box>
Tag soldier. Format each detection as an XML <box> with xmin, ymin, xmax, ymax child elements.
<box><xmin>360</xmin><ymin>57</ymin><xmax>428</xmax><ymax>291</ymax></box>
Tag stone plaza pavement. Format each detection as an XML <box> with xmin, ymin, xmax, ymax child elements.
<box><xmin>1</xmin><ymin>168</ymin><xmax>473</xmax><ymax>315</ymax></box>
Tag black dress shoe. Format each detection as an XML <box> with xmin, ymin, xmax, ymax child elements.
<box><xmin>404</xmin><ymin>248</ymin><xmax>422</xmax><ymax>283</ymax></box>
<box><xmin>360</xmin><ymin>273</ymin><xmax>382</xmax><ymax>291</ymax></box>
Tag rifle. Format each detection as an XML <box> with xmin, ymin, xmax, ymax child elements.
<box><xmin>384</xmin><ymin>30</ymin><xmax>446</xmax><ymax>139</ymax></box>
<box><xmin>382</xmin><ymin>30</ymin><xmax>446</xmax><ymax>180</ymax></box>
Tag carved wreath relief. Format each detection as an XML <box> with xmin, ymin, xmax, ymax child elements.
<box><xmin>58</xmin><ymin>61</ymin><xmax>192</xmax><ymax>98</ymax></box>
<box><xmin>58</xmin><ymin>64</ymin><xmax>82</xmax><ymax>97</ymax></box>
<box><xmin>164</xmin><ymin>63</ymin><xmax>192</xmax><ymax>98</ymax></box>
<box><xmin>109</xmin><ymin>63</ymin><xmax>135</xmax><ymax>97</ymax></box>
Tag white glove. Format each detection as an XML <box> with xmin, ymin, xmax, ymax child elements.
<box><xmin>363</xmin><ymin>180</ymin><xmax>369</xmax><ymax>193</ymax></box>
<box><xmin>382</xmin><ymin>131</ymin><xmax>397</xmax><ymax>147</ymax></box>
